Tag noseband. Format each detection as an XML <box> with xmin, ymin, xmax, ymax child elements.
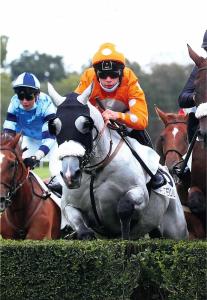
<box><xmin>0</xmin><ymin>148</ymin><xmax>28</xmax><ymax>207</ymax></box>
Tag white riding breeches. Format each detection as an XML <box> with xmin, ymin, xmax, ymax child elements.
<box><xmin>21</xmin><ymin>136</ymin><xmax>62</xmax><ymax>177</ymax></box>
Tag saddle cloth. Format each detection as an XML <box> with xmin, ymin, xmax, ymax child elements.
<box><xmin>153</xmin><ymin>165</ymin><xmax>177</xmax><ymax>200</ymax></box>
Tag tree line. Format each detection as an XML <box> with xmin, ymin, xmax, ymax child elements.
<box><xmin>0</xmin><ymin>35</ymin><xmax>192</xmax><ymax>143</ymax></box>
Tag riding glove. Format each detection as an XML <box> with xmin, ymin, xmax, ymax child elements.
<box><xmin>23</xmin><ymin>156</ymin><xmax>40</xmax><ymax>169</ymax></box>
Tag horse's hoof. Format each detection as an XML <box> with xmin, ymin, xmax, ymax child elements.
<box><xmin>63</xmin><ymin>231</ymin><xmax>77</xmax><ymax>240</ymax></box>
<box><xmin>77</xmin><ymin>229</ymin><xmax>96</xmax><ymax>240</ymax></box>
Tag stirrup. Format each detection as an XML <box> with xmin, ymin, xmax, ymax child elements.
<box><xmin>151</xmin><ymin>170</ymin><xmax>166</xmax><ymax>190</ymax></box>
<box><xmin>47</xmin><ymin>176</ymin><xmax>62</xmax><ymax>195</ymax></box>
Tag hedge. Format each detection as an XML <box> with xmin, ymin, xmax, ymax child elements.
<box><xmin>0</xmin><ymin>239</ymin><xmax>206</xmax><ymax>300</ymax></box>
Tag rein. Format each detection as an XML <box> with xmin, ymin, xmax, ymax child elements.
<box><xmin>82</xmin><ymin>122</ymin><xmax>124</xmax><ymax>172</ymax></box>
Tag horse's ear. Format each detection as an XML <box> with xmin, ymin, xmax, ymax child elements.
<box><xmin>155</xmin><ymin>106</ymin><xmax>168</xmax><ymax>126</ymax></box>
<box><xmin>48</xmin><ymin>82</ymin><xmax>66</xmax><ymax>107</ymax></box>
<box><xmin>10</xmin><ymin>133</ymin><xmax>22</xmax><ymax>149</ymax></box>
<box><xmin>187</xmin><ymin>44</ymin><xmax>204</xmax><ymax>67</ymax></box>
<box><xmin>77</xmin><ymin>83</ymin><xmax>93</xmax><ymax>105</ymax></box>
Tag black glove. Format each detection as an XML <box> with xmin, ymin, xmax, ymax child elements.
<box><xmin>23</xmin><ymin>156</ymin><xmax>40</xmax><ymax>169</ymax></box>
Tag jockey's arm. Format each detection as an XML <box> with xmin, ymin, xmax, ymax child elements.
<box><xmin>3</xmin><ymin>97</ymin><xmax>18</xmax><ymax>135</ymax></box>
<box><xmin>102</xmin><ymin>85</ymin><xmax>148</xmax><ymax>130</ymax></box>
<box><xmin>35</xmin><ymin>100</ymin><xmax>57</xmax><ymax>161</ymax></box>
<box><xmin>178</xmin><ymin>66</ymin><xmax>197</xmax><ymax>108</ymax></box>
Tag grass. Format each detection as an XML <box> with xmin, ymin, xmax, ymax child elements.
<box><xmin>34</xmin><ymin>163</ymin><xmax>50</xmax><ymax>179</ymax></box>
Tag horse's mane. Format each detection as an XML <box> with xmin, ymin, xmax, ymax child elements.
<box><xmin>0</xmin><ymin>132</ymin><xmax>14</xmax><ymax>145</ymax></box>
<box><xmin>0</xmin><ymin>132</ymin><xmax>22</xmax><ymax>155</ymax></box>
<box><xmin>88</xmin><ymin>101</ymin><xmax>105</xmax><ymax>129</ymax></box>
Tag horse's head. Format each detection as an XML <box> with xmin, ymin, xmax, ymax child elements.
<box><xmin>48</xmin><ymin>83</ymin><xmax>102</xmax><ymax>189</ymax></box>
<box><xmin>155</xmin><ymin>106</ymin><xmax>188</xmax><ymax>175</ymax></box>
<box><xmin>0</xmin><ymin>133</ymin><xmax>27</xmax><ymax>211</ymax></box>
<box><xmin>188</xmin><ymin>45</ymin><xmax>207</xmax><ymax>144</ymax></box>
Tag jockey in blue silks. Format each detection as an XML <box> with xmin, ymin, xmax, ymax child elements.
<box><xmin>3</xmin><ymin>72</ymin><xmax>62</xmax><ymax>193</ymax></box>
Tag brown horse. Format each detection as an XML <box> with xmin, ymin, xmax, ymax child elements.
<box><xmin>155</xmin><ymin>106</ymin><xmax>205</xmax><ymax>239</ymax></box>
<box><xmin>0</xmin><ymin>133</ymin><xmax>61</xmax><ymax>240</ymax></box>
<box><xmin>187</xmin><ymin>45</ymin><xmax>207</xmax><ymax>236</ymax></box>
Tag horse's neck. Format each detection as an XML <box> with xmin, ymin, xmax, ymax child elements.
<box><xmin>90</xmin><ymin>104</ymin><xmax>121</xmax><ymax>164</ymax></box>
<box><xmin>90</xmin><ymin>125</ymin><xmax>121</xmax><ymax>165</ymax></box>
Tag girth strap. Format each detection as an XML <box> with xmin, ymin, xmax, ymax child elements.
<box><xmin>90</xmin><ymin>172</ymin><xmax>102</xmax><ymax>227</ymax></box>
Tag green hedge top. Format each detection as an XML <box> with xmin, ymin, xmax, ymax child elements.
<box><xmin>1</xmin><ymin>239</ymin><xmax>207</xmax><ymax>300</ymax></box>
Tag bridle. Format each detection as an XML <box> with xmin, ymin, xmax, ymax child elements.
<box><xmin>162</xmin><ymin>121</ymin><xmax>188</xmax><ymax>165</ymax></box>
<box><xmin>197</xmin><ymin>66</ymin><xmax>207</xmax><ymax>72</ymax></box>
<box><xmin>80</xmin><ymin>122</ymin><xmax>123</xmax><ymax>173</ymax></box>
<box><xmin>0</xmin><ymin>147</ymin><xmax>29</xmax><ymax>208</ymax></box>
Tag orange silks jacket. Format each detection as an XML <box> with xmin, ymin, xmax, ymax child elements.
<box><xmin>75</xmin><ymin>67</ymin><xmax>148</xmax><ymax>130</ymax></box>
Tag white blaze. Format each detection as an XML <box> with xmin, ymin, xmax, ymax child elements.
<box><xmin>0</xmin><ymin>152</ymin><xmax>5</xmax><ymax>164</ymax></box>
<box><xmin>172</xmin><ymin>127</ymin><xmax>179</xmax><ymax>138</ymax></box>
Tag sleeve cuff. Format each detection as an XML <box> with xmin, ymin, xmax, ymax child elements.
<box><xmin>35</xmin><ymin>150</ymin><xmax>45</xmax><ymax>160</ymax></box>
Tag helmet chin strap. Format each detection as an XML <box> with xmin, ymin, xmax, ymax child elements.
<box><xmin>100</xmin><ymin>81</ymin><xmax>119</xmax><ymax>93</ymax></box>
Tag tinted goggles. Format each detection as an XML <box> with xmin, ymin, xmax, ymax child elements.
<box><xmin>17</xmin><ymin>90</ymin><xmax>36</xmax><ymax>101</ymax></box>
<box><xmin>97</xmin><ymin>70</ymin><xmax>120</xmax><ymax>79</ymax></box>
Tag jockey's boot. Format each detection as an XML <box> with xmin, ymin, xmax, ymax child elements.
<box><xmin>47</xmin><ymin>175</ymin><xmax>62</xmax><ymax>195</ymax></box>
<box><xmin>173</xmin><ymin>165</ymin><xmax>191</xmax><ymax>181</ymax></box>
<box><xmin>151</xmin><ymin>170</ymin><xmax>166</xmax><ymax>190</ymax></box>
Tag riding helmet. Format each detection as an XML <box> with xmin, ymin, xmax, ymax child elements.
<box><xmin>201</xmin><ymin>30</ymin><xmax>207</xmax><ymax>48</ymax></box>
<box><xmin>13</xmin><ymin>72</ymin><xmax>40</xmax><ymax>91</ymax></box>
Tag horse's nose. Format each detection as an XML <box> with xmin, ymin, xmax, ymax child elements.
<box><xmin>61</xmin><ymin>170</ymin><xmax>82</xmax><ymax>189</ymax></box>
<box><xmin>61</xmin><ymin>156</ymin><xmax>82</xmax><ymax>188</ymax></box>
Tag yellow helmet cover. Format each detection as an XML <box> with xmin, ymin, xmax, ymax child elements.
<box><xmin>92</xmin><ymin>43</ymin><xmax>125</xmax><ymax>65</ymax></box>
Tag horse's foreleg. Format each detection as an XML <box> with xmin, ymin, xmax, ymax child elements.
<box><xmin>63</xmin><ymin>205</ymin><xmax>95</xmax><ymax>240</ymax></box>
<box><xmin>117</xmin><ymin>193</ymin><xmax>135</xmax><ymax>240</ymax></box>
<box><xmin>0</xmin><ymin>213</ymin><xmax>15</xmax><ymax>239</ymax></box>
<box><xmin>162</xmin><ymin>197</ymin><xmax>189</xmax><ymax>240</ymax></box>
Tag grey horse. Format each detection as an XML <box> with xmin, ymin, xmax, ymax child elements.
<box><xmin>48</xmin><ymin>83</ymin><xmax>188</xmax><ymax>240</ymax></box>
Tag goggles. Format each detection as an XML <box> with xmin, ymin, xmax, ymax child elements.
<box><xmin>97</xmin><ymin>70</ymin><xmax>120</xmax><ymax>79</ymax></box>
<box><xmin>17</xmin><ymin>91</ymin><xmax>36</xmax><ymax>101</ymax></box>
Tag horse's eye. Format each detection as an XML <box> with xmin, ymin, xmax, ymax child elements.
<box><xmin>9</xmin><ymin>161</ymin><xmax>16</xmax><ymax>169</ymax></box>
<box><xmin>75</xmin><ymin>116</ymin><xmax>94</xmax><ymax>134</ymax></box>
<box><xmin>160</xmin><ymin>136</ymin><xmax>165</xmax><ymax>142</ymax></box>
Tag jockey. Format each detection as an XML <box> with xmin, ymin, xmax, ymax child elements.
<box><xmin>3</xmin><ymin>72</ymin><xmax>62</xmax><ymax>193</ymax></box>
<box><xmin>178</xmin><ymin>30</ymin><xmax>207</xmax><ymax>142</ymax></box>
<box><xmin>75</xmin><ymin>42</ymin><xmax>165</xmax><ymax>189</ymax></box>
<box><xmin>175</xmin><ymin>30</ymin><xmax>207</xmax><ymax>180</ymax></box>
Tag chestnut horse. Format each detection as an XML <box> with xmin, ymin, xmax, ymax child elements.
<box><xmin>155</xmin><ymin>106</ymin><xmax>205</xmax><ymax>239</ymax></box>
<box><xmin>187</xmin><ymin>45</ymin><xmax>207</xmax><ymax>237</ymax></box>
<box><xmin>0</xmin><ymin>133</ymin><xmax>61</xmax><ymax>240</ymax></box>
